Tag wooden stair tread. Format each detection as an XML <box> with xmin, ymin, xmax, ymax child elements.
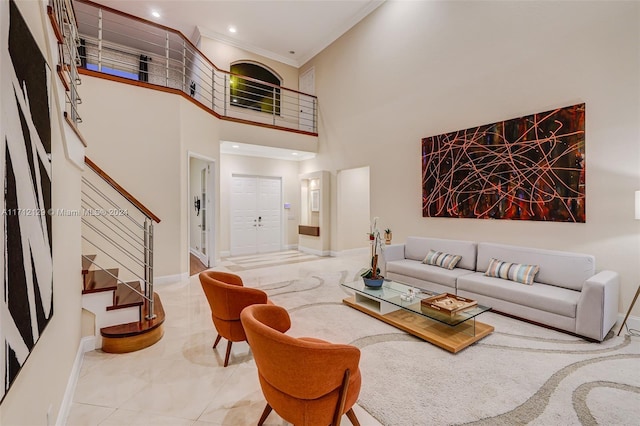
<box><xmin>81</xmin><ymin>254</ymin><xmax>97</xmax><ymax>273</ymax></box>
<box><xmin>101</xmin><ymin>293</ymin><xmax>165</xmax><ymax>338</ymax></box>
<box><xmin>83</xmin><ymin>268</ymin><xmax>118</xmax><ymax>293</ymax></box>
<box><xmin>107</xmin><ymin>281</ymin><xmax>144</xmax><ymax>310</ymax></box>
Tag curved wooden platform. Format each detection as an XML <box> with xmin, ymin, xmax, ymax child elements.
<box><xmin>101</xmin><ymin>292</ymin><xmax>165</xmax><ymax>353</ymax></box>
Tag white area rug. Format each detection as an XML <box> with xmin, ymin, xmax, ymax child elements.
<box><xmin>253</xmin><ymin>269</ymin><xmax>640</xmax><ymax>426</ymax></box>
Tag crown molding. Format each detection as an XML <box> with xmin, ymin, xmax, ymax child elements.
<box><xmin>194</xmin><ymin>0</ymin><xmax>385</xmax><ymax>69</ymax></box>
<box><xmin>195</xmin><ymin>26</ymin><xmax>300</xmax><ymax>68</ymax></box>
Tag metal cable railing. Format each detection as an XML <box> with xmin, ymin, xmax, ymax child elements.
<box><xmin>81</xmin><ymin>254</ymin><xmax>146</xmax><ymax>301</ymax></box>
<box><xmin>74</xmin><ymin>0</ymin><xmax>318</xmax><ymax>133</ymax></box>
<box><xmin>82</xmin><ymin>159</ymin><xmax>159</xmax><ymax>321</ymax></box>
<box><xmin>49</xmin><ymin>0</ymin><xmax>83</xmax><ymax>124</ymax></box>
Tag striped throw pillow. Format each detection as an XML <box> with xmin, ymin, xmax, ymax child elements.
<box><xmin>422</xmin><ymin>250</ymin><xmax>462</xmax><ymax>270</ymax></box>
<box><xmin>485</xmin><ymin>258</ymin><xmax>539</xmax><ymax>285</ymax></box>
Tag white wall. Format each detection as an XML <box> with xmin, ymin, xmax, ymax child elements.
<box><xmin>301</xmin><ymin>0</ymin><xmax>640</xmax><ymax>314</ymax></box>
<box><xmin>337</xmin><ymin>167</ymin><xmax>370</xmax><ymax>251</ymax></box>
<box><xmin>80</xmin><ymin>77</ymin><xmax>183</xmax><ymax>277</ymax></box>
<box><xmin>0</xmin><ymin>1</ymin><xmax>83</xmax><ymax>424</ymax></box>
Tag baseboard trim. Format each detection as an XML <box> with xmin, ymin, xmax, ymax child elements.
<box><xmin>617</xmin><ymin>313</ymin><xmax>640</xmax><ymax>334</ymax></box>
<box><xmin>189</xmin><ymin>247</ymin><xmax>208</xmax><ymax>265</ymax></box>
<box><xmin>154</xmin><ymin>272</ymin><xmax>189</xmax><ymax>286</ymax></box>
<box><xmin>298</xmin><ymin>246</ymin><xmax>331</xmax><ymax>257</ymax></box>
<box><xmin>189</xmin><ymin>247</ymin><xmax>200</xmax><ymax>258</ymax></box>
<box><xmin>220</xmin><ymin>246</ymin><xmax>298</xmax><ymax>257</ymax></box>
<box><xmin>56</xmin><ymin>336</ymin><xmax>95</xmax><ymax>426</ymax></box>
<box><xmin>330</xmin><ymin>247</ymin><xmax>369</xmax><ymax>257</ymax></box>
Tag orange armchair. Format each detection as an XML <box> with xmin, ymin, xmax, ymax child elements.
<box><xmin>199</xmin><ymin>271</ymin><xmax>269</xmax><ymax>367</ymax></box>
<box><xmin>241</xmin><ymin>304</ymin><xmax>362</xmax><ymax>426</ymax></box>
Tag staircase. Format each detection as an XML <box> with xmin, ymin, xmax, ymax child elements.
<box><xmin>47</xmin><ymin>0</ymin><xmax>165</xmax><ymax>353</ymax></box>
<box><xmin>81</xmin><ymin>158</ymin><xmax>164</xmax><ymax>353</ymax></box>
<box><xmin>82</xmin><ymin>253</ymin><xmax>164</xmax><ymax>353</ymax></box>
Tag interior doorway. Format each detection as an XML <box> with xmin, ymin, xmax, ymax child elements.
<box><xmin>189</xmin><ymin>154</ymin><xmax>216</xmax><ymax>268</ymax></box>
<box><xmin>230</xmin><ymin>175</ymin><xmax>282</xmax><ymax>256</ymax></box>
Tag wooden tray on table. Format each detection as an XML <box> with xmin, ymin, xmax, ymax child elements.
<box><xmin>420</xmin><ymin>293</ymin><xmax>477</xmax><ymax>316</ymax></box>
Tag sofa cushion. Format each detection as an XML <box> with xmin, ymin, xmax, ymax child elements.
<box><xmin>458</xmin><ymin>273</ymin><xmax>580</xmax><ymax>318</ymax></box>
<box><xmin>484</xmin><ymin>258</ymin><xmax>514</xmax><ymax>280</ymax></box>
<box><xmin>477</xmin><ymin>243</ymin><xmax>595</xmax><ymax>291</ymax></box>
<box><xmin>485</xmin><ymin>258</ymin><xmax>539</xmax><ymax>285</ymax></box>
<box><xmin>386</xmin><ymin>259</ymin><xmax>475</xmax><ymax>289</ymax></box>
<box><xmin>405</xmin><ymin>237</ymin><xmax>477</xmax><ymax>271</ymax></box>
<box><xmin>423</xmin><ymin>250</ymin><xmax>462</xmax><ymax>270</ymax></box>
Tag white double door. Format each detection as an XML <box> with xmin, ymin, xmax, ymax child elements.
<box><xmin>230</xmin><ymin>175</ymin><xmax>282</xmax><ymax>256</ymax></box>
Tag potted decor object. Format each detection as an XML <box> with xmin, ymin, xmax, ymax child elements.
<box><xmin>384</xmin><ymin>228</ymin><xmax>392</xmax><ymax>245</ymax></box>
<box><xmin>362</xmin><ymin>218</ymin><xmax>385</xmax><ymax>288</ymax></box>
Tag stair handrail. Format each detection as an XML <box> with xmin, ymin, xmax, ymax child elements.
<box><xmin>84</xmin><ymin>156</ymin><xmax>161</xmax><ymax>223</ymax></box>
<box><xmin>83</xmin><ymin>156</ymin><xmax>159</xmax><ymax>320</ymax></box>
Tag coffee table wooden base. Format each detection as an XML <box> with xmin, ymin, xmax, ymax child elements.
<box><xmin>343</xmin><ymin>296</ymin><xmax>494</xmax><ymax>353</ymax></box>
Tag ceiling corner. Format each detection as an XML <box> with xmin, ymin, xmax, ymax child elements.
<box><xmin>297</xmin><ymin>0</ymin><xmax>386</xmax><ymax>66</ymax></box>
<box><xmin>197</xmin><ymin>26</ymin><xmax>301</xmax><ymax>68</ymax></box>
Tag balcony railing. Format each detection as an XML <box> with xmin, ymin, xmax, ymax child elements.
<box><xmin>74</xmin><ymin>0</ymin><xmax>318</xmax><ymax>134</ymax></box>
<box><xmin>48</xmin><ymin>0</ymin><xmax>83</xmax><ymax>125</ymax></box>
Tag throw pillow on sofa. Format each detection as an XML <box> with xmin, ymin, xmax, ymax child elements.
<box><xmin>422</xmin><ymin>250</ymin><xmax>462</xmax><ymax>270</ymax></box>
<box><xmin>485</xmin><ymin>258</ymin><xmax>539</xmax><ymax>285</ymax></box>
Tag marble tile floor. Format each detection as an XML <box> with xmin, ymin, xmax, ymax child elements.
<box><xmin>67</xmin><ymin>251</ymin><xmax>381</xmax><ymax>426</ymax></box>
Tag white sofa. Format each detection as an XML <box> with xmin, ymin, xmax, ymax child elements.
<box><xmin>381</xmin><ymin>237</ymin><xmax>619</xmax><ymax>341</ymax></box>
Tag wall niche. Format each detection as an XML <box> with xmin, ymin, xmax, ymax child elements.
<box><xmin>299</xmin><ymin>171</ymin><xmax>330</xmax><ymax>255</ymax></box>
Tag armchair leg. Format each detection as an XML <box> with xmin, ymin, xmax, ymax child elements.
<box><xmin>223</xmin><ymin>340</ymin><xmax>233</xmax><ymax>367</ymax></box>
<box><xmin>258</xmin><ymin>403</ymin><xmax>272</xmax><ymax>426</ymax></box>
<box><xmin>332</xmin><ymin>368</ymin><xmax>351</xmax><ymax>426</ymax></box>
<box><xmin>345</xmin><ymin>408</ymin><xmax>360</xmax><ymax>426</ymax></box>
<box><xmin>213</xmin><ymin>334</ymin><xmax>222</xmax><ymax>349</ymax></box>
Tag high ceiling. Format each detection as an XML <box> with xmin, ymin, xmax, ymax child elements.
<box><xmin>87</xmin><ymin>0</ymin><xmax>385</xmax><ymax>67</ymax></box>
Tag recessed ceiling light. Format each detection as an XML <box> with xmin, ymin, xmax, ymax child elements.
<box><xmin>228</xmin><ymin>26</ymin><xmax>237</xmax><ymax>33</ymax></box>
<box><xmin>151</xmin><ymin>10</ymin><xmax>160</xmax><ymax>18</ymax></box>
<box><xmin>232</xmin><ymin>144</ymin><xmax>240</xmax><ymax>149</ymax></box>
<box><xmin>291</xmin><ymin>152</ymin><xmax>299</xmax><ymax>156</ymax></box>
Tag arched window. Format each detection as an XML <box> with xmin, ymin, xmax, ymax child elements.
<box><xmin>230</xmin><ymin>62</ymin><xmax>281</xmax><ymax>115</ymax></box>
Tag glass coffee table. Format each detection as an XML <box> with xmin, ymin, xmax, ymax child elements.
<box><xmin>341</xmin><ymin>279</ymin><xmax>494</xmax><ymax>353</ymax></box>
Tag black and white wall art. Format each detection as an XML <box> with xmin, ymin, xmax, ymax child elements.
<box><xmin>1</xmin><ymin>0</ymin><xmax>53</xmax><ymax>402</ymax></box>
